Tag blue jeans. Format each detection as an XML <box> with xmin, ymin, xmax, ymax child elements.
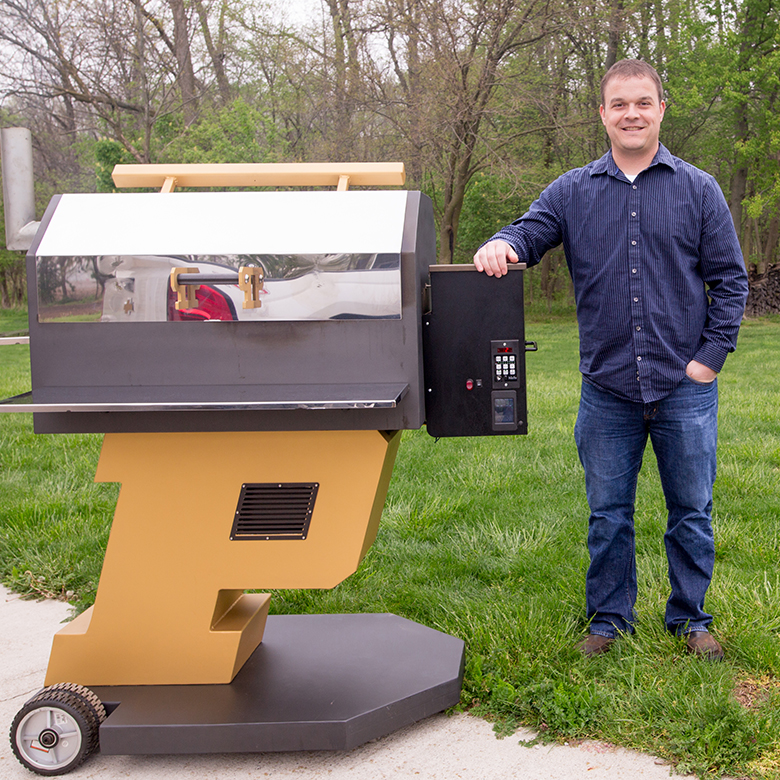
<box><xmin>574</xmin><ymin>377</ymin><xmax>718</xmax><ymax>638</ymax></box>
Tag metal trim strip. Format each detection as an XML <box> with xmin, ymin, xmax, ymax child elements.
<box><xmin>0</xmin><ymin>386</ymin><xmax>409</xmax><ymax>413</ymax></box>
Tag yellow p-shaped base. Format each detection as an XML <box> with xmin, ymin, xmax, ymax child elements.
<box><xmin>44</xmin><ymin>429</ymin><xmax>401</xmax><ymax>686</ymax></box>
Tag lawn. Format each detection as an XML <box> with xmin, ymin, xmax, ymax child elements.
<box><xmin>0</xmin><ymin>307</ymin><xmax>30</xmax><ymax>335</ymax></box>
<box><xmin>1</xmin><ymin>308</ymin><xmax>779</xmax><ymax>779</ymax></box>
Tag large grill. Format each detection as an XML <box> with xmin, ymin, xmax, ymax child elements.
<box><xmin>0</xmin><ymin>161</ymin><xmax>533</xmax><ymax>698</ymax></box>
<box><xmin>0</xmin><ymin>157</ymin><xmax>535</xmax><ymax>764</ymax></box>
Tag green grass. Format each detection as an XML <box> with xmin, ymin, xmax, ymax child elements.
<box><xmin>0</xmin><ymin>306</ymin><xmax>30</xmax><ymax>335</ymax></box>
<box><xmin>0</xmin><ymin>341</ymin><xmax>117</xmax><ymax>606</ymax></box>
<box><xmin>1</xmin><ymin>311</ymin><xmax>779</xmax><ymax>778</ymax></box>
<box><xmin>40</xmin><ymin>313</ymin><xmax>103</xmax><ymax>323</ymax></box>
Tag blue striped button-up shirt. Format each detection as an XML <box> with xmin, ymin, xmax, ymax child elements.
<box><xmin>490</xmin><ymin>144</ymin><xmax>749</xmax><ymax>403</ymax></box>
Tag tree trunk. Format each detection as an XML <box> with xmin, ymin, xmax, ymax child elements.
<box><xmin>325</xmin><ymin>0</ymin><xmax>360</xmax><ymax>158</ymax></box>
<box><xmin>0</xmin><ymin>271</ymin><xmax>9</xmax><ymax>309</ymax></box>
<box><xmin>540</xmin><ymin>253</ymin><xmax>552</xmax><ymax>310</ymax></box>
<box><xmin>763</xmin><ymin>213</ymin><xmax>779</xmax><ymax>270</ymax></box>
<box><xmin>605</xmin><ymin>0</ymin><xmax>625</xmax><ymax>71</ymax></box>
<box><xmin>728</xmin><ymin>112</ymin><xmax>749</xmax><ymax>243</ymax></box>
<box><xmin>168</xmin><ymin>0</ymin><xmax>198</xmax><ymax>125</ymax></box>
<box><xmin>193</xmin><ymin>0</ymin><xmax>231</xmax><ymax>104</ymax></box>
<box><xmin>728</xmin><ymin>0</ymin><xmax>763</xmax><ymax>252</ymax></box>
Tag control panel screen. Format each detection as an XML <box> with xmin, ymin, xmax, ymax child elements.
<box><xmin>494</xmin><ymin>396</ymin><xmax>515</xmax><ymax>423</ymax></box>
<box><xmin>491</xmin><ymin>390</ymin><xmax>518</xmax><ymax>431</ymax></box>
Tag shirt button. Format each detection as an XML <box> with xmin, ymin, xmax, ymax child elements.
<box><xmin>632</xmin><ymin>268</ymin><xmax>637</xmax><ymax>273</ymax></box>
<box><xmin>637</xmin><ymin>356</ymin><xmax>642</xmax><ymax>361</ymax></box>
<box><xmin>633</xmin><ymin>297</ymin><xmax>639</xmax><ymax>302</ymax></box>
<box><xmin>636</xmin><ymin>326</ymin><xmax>641</xmax><ymax>331</ymax></box>
<box><xmin>632</xmin><ymin>212</ymin><xmax>637</xmax><ymax>217</ymax></box>
<box><xmin>631</xmin><ymin>240</ymin><xmax>637</xmax><ymax>245</ymax></box>
<box><xmin>633</xmin><ymin>185</ymin><xmax>637</xmax><ymax>189</ymax></box>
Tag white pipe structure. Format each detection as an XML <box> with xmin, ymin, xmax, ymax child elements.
<box><xmin>1</xmin><ymin>127</ymin><xmax>40</xmax><ymax>251</ymax></box>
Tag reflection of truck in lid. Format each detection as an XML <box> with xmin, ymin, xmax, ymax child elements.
<box><xmin>37</xmin><ymin>251</ymin><xmax>403</xmax><ymax>323</ymax></box>
<box><xmin>33</xmin><ymin>189</ymin><xmax>407</xmax><ymax>324</ymax></box>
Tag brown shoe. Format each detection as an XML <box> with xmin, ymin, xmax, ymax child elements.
<box><xmin>685</xmin><ymin>631</ymin><xmax>724</xmax><ymax>661</ymax></box>
<box><xmin>577</xmin><ymin>634</ymin><xmax>614</xmax><ymax>658</ymax></box>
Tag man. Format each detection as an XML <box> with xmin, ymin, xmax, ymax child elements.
<box><xmin>473</xmin><ymin>59</ymin><xmax>748</xmax><ymax>660</ymax></box>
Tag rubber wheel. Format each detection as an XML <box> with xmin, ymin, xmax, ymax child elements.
<box><xmin>29</xmin><ymin>683</ymin><xmax>107</xmax><ymax>726</ymax></box>
<box><xmin>10</xmin><ymin>688</ymin><xmax>100</xmax><ymax>775</ymax></box>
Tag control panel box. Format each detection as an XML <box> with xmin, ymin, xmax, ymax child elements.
<box><xmin>423</xmin><ymin>265</ymin><xmax>532</xmax><ymax>437</ymax></box>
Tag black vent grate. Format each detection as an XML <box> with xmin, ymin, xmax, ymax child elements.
<box><xmin>230</xmin><ymin>483</ymin><xmax>318</xmax><ymax>541</ymax></box>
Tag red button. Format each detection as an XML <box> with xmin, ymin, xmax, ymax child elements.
<box><xmin>466</xmin><ymin>379</ymin><xmax>474</xmax><ymax>390</ymax></box>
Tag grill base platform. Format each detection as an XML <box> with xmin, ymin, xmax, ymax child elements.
<box><xmin>92</xmin><ymin>613</ymin><xmax>464</xmax><ymax>755</ymax></box>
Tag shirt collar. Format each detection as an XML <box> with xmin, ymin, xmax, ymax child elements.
<box><xmin>590</xmin><ymin>143</ymin><xmax>677</xmax><ymax>178</ymax></box>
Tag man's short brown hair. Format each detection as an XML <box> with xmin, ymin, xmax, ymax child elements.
<box><xmin>600</xmin><ymin>60</ymin><xmax>664</xmax><ymax>106</ymax></box>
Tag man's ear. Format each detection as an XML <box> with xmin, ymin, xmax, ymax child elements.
<box><xmin>599</xmin><ymin>104</ymin><xmax>606</xmax><ymax>127</ymax></box>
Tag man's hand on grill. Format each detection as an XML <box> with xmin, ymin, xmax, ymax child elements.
<box><xmin>473</xmin><ymin>240</ymin><xmax>519</xmax><ymax>278</ymax></box>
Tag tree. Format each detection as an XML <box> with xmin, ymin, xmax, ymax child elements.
<box><xmin>371</xmin><ymin>0</ymin><xmax>559</xmax><ymax>263</ymax></box>
<box><xmin>723</xmin><ymin>0</ymin><xmax>780</xmax><ymax>274</ymax></box>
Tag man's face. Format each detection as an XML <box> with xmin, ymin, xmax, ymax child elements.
<box><xmin>599</xmin><ymin>76</ymin><xmax>665</xmax><ymax>158</ymax></box>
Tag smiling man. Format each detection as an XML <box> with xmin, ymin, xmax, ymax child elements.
<box><xmin>473</xmin><ymin>59</ymin><xmax>748</xmax><ymax>659</ymax></box>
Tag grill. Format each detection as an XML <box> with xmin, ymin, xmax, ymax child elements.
<box><xmin>2</xmin><ymin>162</ymin><xmax>534</xmax><ymax>439</ymax></box>
<box><xmin>0</xmin><ymin>161</ymin><xmax>533</xmax><ymax>697</ymax></box>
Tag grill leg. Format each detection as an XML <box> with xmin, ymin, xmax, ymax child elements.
<box><xmin>44</xmin><ymin>429</ymin><xmax>401</xmax><ymax>686</ymax></box>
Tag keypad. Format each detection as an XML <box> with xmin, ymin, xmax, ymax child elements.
<box><xmin>494</xmin><ymin>354</ymin><xmax>517</xmax><ymax>382</ymax></box>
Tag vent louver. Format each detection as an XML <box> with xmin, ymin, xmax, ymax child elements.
<box><xmin>230</xmin><ymin>483</ymin><xmax>318</xmax><ymax>541</ymax></box>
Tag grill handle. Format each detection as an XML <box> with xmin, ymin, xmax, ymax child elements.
<box><xmin>170</xmin><ymin>266</ymin><xmax>265</xmax><ymax>310</ymax></box>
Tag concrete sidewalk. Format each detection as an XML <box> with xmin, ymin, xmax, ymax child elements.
<box><xmin>1</xmin><ymin>585</ymin><xmax>708</xmax><ymax>779</ymax></box>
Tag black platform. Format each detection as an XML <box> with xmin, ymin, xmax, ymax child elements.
<box><xmin>92</xmin><ymin>613</ymin><xmax>465</xmax><ymax>755</ymax></box>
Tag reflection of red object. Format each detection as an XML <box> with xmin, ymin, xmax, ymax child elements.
<box><xmin>167</xmin><ymin>285</ymin><xmax>238</xmax><ymax>321</ymax></box>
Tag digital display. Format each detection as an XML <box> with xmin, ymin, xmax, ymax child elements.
<box><xmin>493</xmin><ymin>396</ymin><xmax>515</xmax><ymax>424</ymax></box>
<box><xmin>496</xmin><ymin>347</ymin><xmax>513</xmax><ymax>354</ymax></box>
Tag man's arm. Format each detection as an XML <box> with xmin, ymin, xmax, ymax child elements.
<box><xmin>688</xmin><ymin>176</ymin><xmax>749</xmax><ymax>378</ymax></box>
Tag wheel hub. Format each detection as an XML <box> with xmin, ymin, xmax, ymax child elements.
<box><xmin>37</xmin><ymin>728</ymin><xmax>59</xmax><ymax>749</ymax></box>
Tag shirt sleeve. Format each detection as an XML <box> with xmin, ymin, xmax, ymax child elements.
<box><xmin>692</xmin><ymin>176</ymin><xmax>749</xmax><ymax>372</ymax></box>
<box><xmin>481</xmin><ymin>174</ymin><xmax>567</xmax><ymax>267</ymax></box>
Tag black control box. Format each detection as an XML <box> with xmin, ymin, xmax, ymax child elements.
<box><xmin>422</xmin><ymin>265</ymin><xmax>532</xmax><ymax>437</ymax></box>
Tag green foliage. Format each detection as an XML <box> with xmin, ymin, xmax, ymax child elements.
<box><xmin>455</xmin><ymin>173</ymin><xmax>527</xmax><ymax>263</ymax></box>
<box><xmin>0</xmin><ymin>199</ymin><xmax>27</xmax><ymax>308</ymax></box>
<box><xmin>0</xmin><ymin>307</ymin><xmax>29</xmax><ymax>334</ymax></box>
<box><xmin>523</xmin><ymin>676</ymin><xmax>605</xmax><ymax>736</ymax></box>
<box><xmin>667</xmin><ymin>693</ymin><xmax>774</xmax><ymax>776</ymax></box>
<box><xmin>3</xmin><ymin>0</ymin><xmax>780</xmax><ymax>299</ymax></box>
<box><xmin>0</xmin><ymin>344</ymin><xmax>115</xmax><ymax>610</ymax></box>
<box><xmin>94</xmin><ymin>139</ymin><xmax>135</xmax><ymax>193</ymax></box>
<box><xmin>158</xmin><ymin>99</ymin><xmax>289</xmax><ymax>166</ymax></box>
